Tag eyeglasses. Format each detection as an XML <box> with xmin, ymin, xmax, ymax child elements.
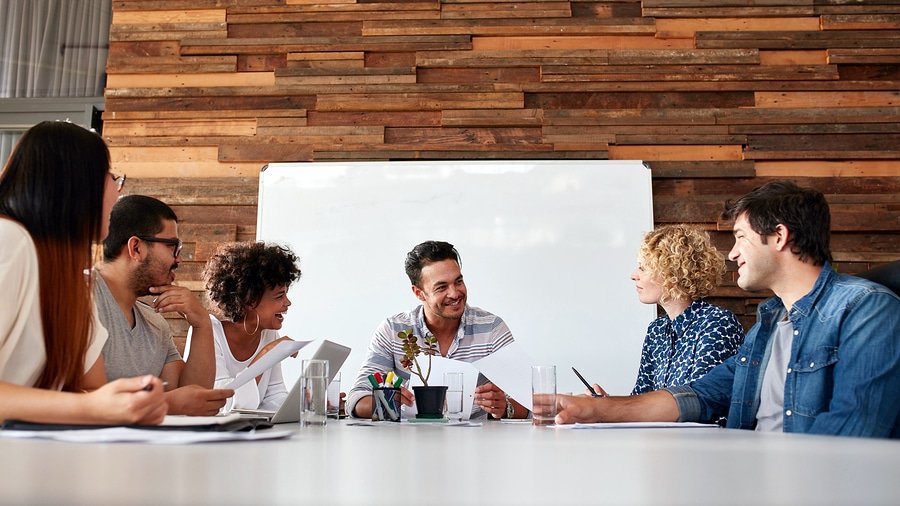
<box><xmin>136</xmin><ymin>235</ymin><xmax>183</xmax><ymax>258</ymax></box>
<box><xmin>111</xmin><ymin>172</ymin><xmax>127</xmax><ymax>192</ymax></box>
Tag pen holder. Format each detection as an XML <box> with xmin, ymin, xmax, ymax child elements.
<box><xmin>372</xmin><ymin>387</ymin><xmax>401</xmax><ymax>422</ymax></box>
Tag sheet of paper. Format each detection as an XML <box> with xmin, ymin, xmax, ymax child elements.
<box><xmin>346</xmin><ymin>421</ymin><xmax>482</xmax><ymax>428</ymax></box>
<box><xmin>0</xmin><ymin>428</ymin><xmax>294</xmax><ymax>444</ymax></box>
<box><xmin>555</xmin><ymin>422</ymin><xmax>720</xmax><ymax>430</ymax></box>
<box><xmin>405</xmin><ymin>356</ymin><xmax>479</xmax><ymax>420</ymax></box>
<box><xmin>471</xmin><ymin>342</ymin><xmax>535</xmax><ymax>411</ymax></box>
<box><xmin>160</xmin><ymin>414</ymin><xmax>242</xmax><ymax>426</ymax></box>
<box><xmin>223</xmin><ymin>339</ymin><xmax>312</xmax><ymax>390</ymax></box>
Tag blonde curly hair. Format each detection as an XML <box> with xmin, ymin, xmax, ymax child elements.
<box><xmin>638</xmin><ymin>225</ymin><xmax>724</xmax><ymax>303</ymax></box>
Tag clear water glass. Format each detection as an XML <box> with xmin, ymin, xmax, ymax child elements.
<box><xmin>444</xmin><ymin>372</ymin><xmax>464</xmax><ymax>421</ymax></box>
<box><xmin>300</xmin><ymin>359</ymin><xmax>329</xmax><ymax>427</ymax></box>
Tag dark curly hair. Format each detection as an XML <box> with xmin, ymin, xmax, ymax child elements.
<box><xmin>203</xmin><ymin>241</ymin><xmax>301</xmax><ymax>322</ymax></box>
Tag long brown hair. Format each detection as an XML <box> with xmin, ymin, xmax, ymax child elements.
<box><xmin>0</xmin><ymin>121</ymin><xmax>110</xmax><ymax>391</ymax></box>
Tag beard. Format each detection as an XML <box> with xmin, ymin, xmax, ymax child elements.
<box><xmin>130</xmin><ymin>256</ymin><xmax>174</xmax><ymax>296</ymax></box>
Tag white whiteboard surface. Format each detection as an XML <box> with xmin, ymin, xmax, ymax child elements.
<box><xmin>256</xmin><ymin>160</ymin><xmax>655</xmax><ymax>398</ymax></box>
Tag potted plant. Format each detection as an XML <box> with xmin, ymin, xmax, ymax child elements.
<box><xmin>398</xmin><ymin>329</ymin><xmax>447</xmax><ymax>419</ymax></box>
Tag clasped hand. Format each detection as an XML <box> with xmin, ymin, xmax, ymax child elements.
<box><xmin>474</xmin><ymin>382</ymin><xmax>508</xmax><ymax>418</ymax></box>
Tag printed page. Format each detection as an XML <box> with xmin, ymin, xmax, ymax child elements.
<box><xmin>0</xmin><ymin>427</ymin><xmax>293</xmax><ymax>444</ymax></box>
<box><xmin>471</xmin><ymin>342</ymin><xmax>535</xmax><ymax>411</ymax></box>
<box><xmin>555</xmin><ymin>422</ymin><xmax>720</xmax><ymax>430</ymax></box>
<box><xmin>223</xmin><ymin>339</ymin><xmax>312</xmax><ymax>390</ymax></box>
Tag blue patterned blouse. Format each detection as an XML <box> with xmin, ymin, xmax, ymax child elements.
<box><xmin>632</xmin><ymin>299</ymin><xmax>744</xmax><ymax>395</ymax></box>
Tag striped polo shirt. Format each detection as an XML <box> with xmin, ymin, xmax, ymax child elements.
<box><xmin>346</xmin><ymin>304</ymin><xmax>515</xmax><ymax>419</ymax></box>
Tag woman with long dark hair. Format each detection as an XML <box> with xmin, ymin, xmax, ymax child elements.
<box><xmin>0</xmin><ymin>121</ymin><xmax>166</xmax><ymax>424</ymax></box>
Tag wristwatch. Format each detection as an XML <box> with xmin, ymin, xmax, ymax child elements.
<box><xmin>504</xmin><ymin>394</ymin><xmax>514</xmax><ymax>419</ymax></box>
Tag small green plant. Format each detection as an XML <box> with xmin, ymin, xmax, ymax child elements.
<box><xmin>398</xmin><ymin>329</ymin><xmax>439</xmax><ymax>386</ymax></box>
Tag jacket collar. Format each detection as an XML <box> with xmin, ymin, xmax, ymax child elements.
<box><xmin>758</xmin><ymin>262</ymin><xmax>833</xmax><ymax>320</ymax></box>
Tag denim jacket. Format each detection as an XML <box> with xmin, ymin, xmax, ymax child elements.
<box><xmin>668</xmin><ymin>263</ymin><xmax>900</xmax><ymax>438</ymax></box>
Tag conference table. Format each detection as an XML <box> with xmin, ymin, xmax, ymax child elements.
<box><xmin>2</xmin><ymin>419</ymin><xmax>898</xmax><ymax>505</ymax></box>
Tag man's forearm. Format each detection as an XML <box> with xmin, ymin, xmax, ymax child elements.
<box><xmin>604</xmin><ymin>390</ymin><xmax>680</xmax><ymax>422</ymax></box>
<box><xmin>556</xmin><ymin>389</ymin><xmax>680</xmax><ymax>424</ymax></box>
<box><xmin>180</xmin><ymin>324</ymin><xmax>215</xmax><ymax>388</ymax></box>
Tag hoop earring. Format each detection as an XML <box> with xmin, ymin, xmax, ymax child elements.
<box><xmin>242</xmin><ymin>311</ymin><xmax>260</xmax><ymax>335</ymax></box>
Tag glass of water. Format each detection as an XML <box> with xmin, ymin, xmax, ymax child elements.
<box><xmin>327</xmin><ymin>371</ymin><xmax>342</xmax><ymax>419</ymax></box>
<box><xmin>532</xmin><ymin>365</ymin><xmax>557</xmax><ymax>426</ymax></box>
<box><xmin>444</xmin><ymin>372</ymin><xmax>464</xmax><ymax>421</ymax></box>
<box><xmin>300</xmin><ymin>359</ymin><xmax>329</xmax><ymax>427</ymax></box>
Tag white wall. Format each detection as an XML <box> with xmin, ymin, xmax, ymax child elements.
<box><xmin>257</xmin><ymin>160</ymin><xmax>656</xmax><ymax>398</ymax></box>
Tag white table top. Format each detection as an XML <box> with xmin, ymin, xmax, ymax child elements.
<box><xmin>2</xmin><ymin>420</ymin><xmax>898</xmax><ymax>505</ymax></box>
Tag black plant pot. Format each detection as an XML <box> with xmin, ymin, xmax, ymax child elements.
<box><xmin>413</xmin><ymin>386</ymin><xmax>448</xmax><ymax>419</ymax></box>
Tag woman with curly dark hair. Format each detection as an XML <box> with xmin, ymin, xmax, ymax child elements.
<box><xmin>188</xmin><ymin>241</ymin><xmax>301</xmax><ymax>410</ymax></box>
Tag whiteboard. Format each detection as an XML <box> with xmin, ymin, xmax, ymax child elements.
<box><xmin>256</xmin><ymin>160</ymin><xmax>655</xmax><ymax>397</ymax></box>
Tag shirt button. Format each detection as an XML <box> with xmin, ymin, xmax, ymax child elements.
<box><xmin>786</xmin><ymin>410</ymin><xmax>792</xmax><ymax>417</ymax></box>
<box><xmin>793</xmin><ymin>330</ymin><xmax>799</xmax><ymax>336</ymax></box>
<box><xmin>810</xmin><ymin>362</ymin><xmax>815</xmax><ymax>367</ymax></box>
<box><xmin>740</xmin><ymin>357</ymin><xmax>747</xmax><ymax>363</ymax></box>
<box><xmin>787</xmin><ymin>368</ymin><xmax>792</xmax><ymax>374</ymax></box>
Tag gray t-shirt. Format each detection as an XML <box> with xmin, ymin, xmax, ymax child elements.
<box><xmin>93</xmin><ymin>272</ymin><xmax>181</xmax><ymax>380</ymax></box>
<box><xmin>755</xmin><ymin>319</ymin><xmax>795</xmax><ymax>432</ymax></box>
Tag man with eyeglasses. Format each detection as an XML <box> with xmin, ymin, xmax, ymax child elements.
<box><xmin>93</xmin><ymin>195</ymin><xmax>233</xmax><ymax>415</ymax></box>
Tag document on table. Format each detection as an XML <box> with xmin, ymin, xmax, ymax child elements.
<box><xmin>223</xmin><ymin>339</ymin><xmax>312</xmax><ymax>390</ymax></box>
<box><xmin>0</xmin><ymin>427</ymin><xmax>294</xmax><ymax>444</ymax></box>
<box><xmin>0</xmin><ymin>413</ymin><xmax>284</xmax><ymax>443</ymax></box>
<box><xmin>555</xmin><ymin>422</ymin><xmax>720</xmax><ymax>430</ymax></box>
<box><xmin>347</xmin><ymin>420</ymin><xmax>483</xmax><ymax>428</ymax></box>
<box><xmin>159</xmin><ymin>413</ymin><xmax>243</xmax><ymax>426</ymax></box>
<box><xmin>471</xmin><ymin>342</ymin><xmax>535</xmax><ymax>411</ymax></box>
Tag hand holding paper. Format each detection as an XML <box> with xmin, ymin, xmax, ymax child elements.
<box><xmin>223</xmin><ymin>339</ymin><xmax>312</xmax><ymax>390</ymax></box>
<box><xmin>472</xmin><ymin>342</ymin><xmax>535</xmax><ymax>411</ymax></box>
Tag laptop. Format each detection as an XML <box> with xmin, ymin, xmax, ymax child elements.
<box><xmin>234</xmin><ymin>339</ymin><xmax>351</xmax><ymax>424</ymax></box>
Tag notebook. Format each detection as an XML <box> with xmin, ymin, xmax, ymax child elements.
<box><xmin>235</xmin><ymin>339</ymin><xmax>351</xmax><ymax>424</ymax></box>
<box><xmin>1</xmin><ymin>413</ymin><xmax>272</xmax><ymax>432</ymax></box>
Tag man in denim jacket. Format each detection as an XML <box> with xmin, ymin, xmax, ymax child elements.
<box><xmin>556</xmin><ymin>181</ymin><xmax>900</xmax><ymax>438</ymax></box>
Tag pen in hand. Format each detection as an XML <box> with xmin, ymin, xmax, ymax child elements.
<box><xmin>571</xmin><ymin>367</ymin><xmax>599</xmax><ymax>397</ymax></box>
<box><xmin>142</xmin><ymin>380</ymin><xmax>169</xmax><ymax>392</ymax></box>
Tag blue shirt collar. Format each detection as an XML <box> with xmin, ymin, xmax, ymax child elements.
<box><xmin>669</xmin><ymin>299</ymin><xmax>706</xmax><ymax>337</ymax></box>
<box><xmin>758</xmin><ymin>262</ymin><xmax>833</xmax><ymax>320</ymax></box>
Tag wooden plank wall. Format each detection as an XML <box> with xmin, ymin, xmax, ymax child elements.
<box><xmin>105</xmin><ymin>0</ymin><xmax>900</xmax><ymax>346</ymax></box>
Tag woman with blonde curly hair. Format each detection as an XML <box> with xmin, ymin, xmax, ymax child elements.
<box><xmin>586</xmin><ymin>225</ymin><xmax>744</xmax><ymax>397</ymax></box>
<box><xmin>626</xmin><ymin>225</ymin><xmax>744</xmax><ymax>394</ymax></box>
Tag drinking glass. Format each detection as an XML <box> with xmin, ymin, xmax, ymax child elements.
<box><xmin>444</xmin><ymin>372</ymin><xmax>464</xmax><ymax>421</ymax></box>
<box><xmin>300</xmin><ymin>359</ymin><xmax>329</xmax><ymax>427</ymax></box>
<box><xmin>327</xmin><ymin>371</ymin><xmax>342</xmax><ymax>418</ymax></box>
<box><xmin>532</xmin><ymin>365</ymin><xmax>557</xmax><ymax>426</ymax></box>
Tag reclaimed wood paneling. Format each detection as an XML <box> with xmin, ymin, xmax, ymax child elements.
<box><xmin>106</xmin><ymin>0</ymin><xmax>900</xmax><ymax>336</ymax></box>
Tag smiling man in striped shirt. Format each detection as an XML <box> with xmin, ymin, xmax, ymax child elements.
<box><xmin>347</xmin><ymin>240</ymin><xmax>528</xmax><ymax>420</ymax></box>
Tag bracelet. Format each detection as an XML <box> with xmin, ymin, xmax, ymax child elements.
<box><xmin>504</xmin><ymin>394</ymin><xmax>514</xmax><ymax>419</ymax></box>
